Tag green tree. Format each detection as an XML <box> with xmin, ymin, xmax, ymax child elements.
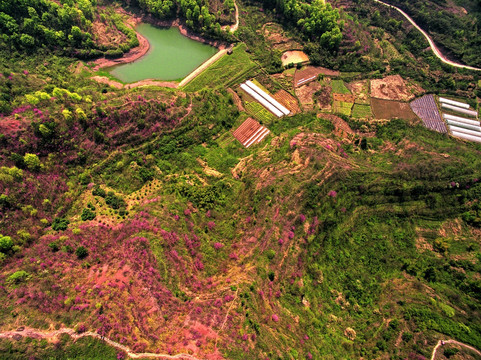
<box><xmin>23</xmin><ymin>153</ymin><xmax>41</xmax><ymax>171</ymax></box>
<box><xmin>19</xmin><ymin>33</ymin><xmax>35</xmax><ymax>48</ymax></box>
<box><xmin>76</xmin><ymin>246</ymin><xmax>88</xmax><ymax>259</ymax></box>
<box><xmin>0</xmin><ymin>234</ymin><xmax>13</xmax><ymax>253</ymax></box>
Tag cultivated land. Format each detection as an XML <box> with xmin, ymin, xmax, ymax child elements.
<box><xmin>1</xmin><ymin>0</ymin><xmax>481</xmax><ymax>359</ymax></box>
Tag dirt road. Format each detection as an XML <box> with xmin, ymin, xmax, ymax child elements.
<box><xmin>372</xmin><ymin>0</ymin><xmax>481</xmax><ymax>71</ymax></box>
<box><xmin>430</xmin><ymin>339</ymin><xmax>481</xmax><ymax>360</ymax></box>
<box><xmin>0</xmin><ymin>327</ymin><xmax>201</xmax><ymax>360</ymax></box>
<box><xmin>221</xmin><ymin>0</ymin><xmax>239</xmax><ymax>33</ymax></box>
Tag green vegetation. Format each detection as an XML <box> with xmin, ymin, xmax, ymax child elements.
<box><xmin>332</xmin><ymin>100</ymin><xmax>353</xmax><ymax>116</ymax></box>
<box><xmin>331</xmin><ymin>79</ymin><xmax>350</xmax><ymax>94</ymax></box>
<box><xmin>383</xmin><ymin>0</ymin><xmax>481</xmax><ymax>67</ymax></box>
<box><xmin>1</xmin><ymin>0</ymin><xmax>481</xmax><ymax>359</ymax></box>
<box><xmin>0</xmin><ymin>335</ymin><xmax>120</xmax><ymax>359</ymax></box>
<box><xmin>245</xmin><ymin>101</ymin><xmax>276</xmax><ymax>124</ymax></box>
<box><xmin>184</xmin><ymin>44</ymin><xmax>258</xmax><ymax>91</ymax></box>
<box><xmin>0</xmin><ymin>0</ymin><xmax>137</xmax><ymax>58</ymax></box>
<box><xmin>351</xmin><ymin>103</ymin><xmax>372</xmax><ymax>118</ymax></box>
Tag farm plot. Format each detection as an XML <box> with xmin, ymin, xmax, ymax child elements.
<box><xmin>184</xmin><ymin>44</ymin><xmax>258</xmax><ymax>92</ymax></box>
<box><xmin>332</xmin><ymin>101</ymin><xmax>353</xmax><ymax>116</ymax></box>
<box><xmin>294</xmin><ymin>66</ymin><xmax>322</xmax><ymax>87</ymax></box>
<box><xmin>232</xmin><ymin>117</ymin><xmax>270</xmax><ymax>148</ymax></box>
<box><xmin>245</xmin><ymin>101</ymin><xmax>277</xmax><ymax>123</ymax></box>
<box><xmin>317</xmin><ymin>85</ymin><xmax>332</xmax><ymax>111</ymax></box>
<box><xmin>272</xmin><ymin>89</ymin><xmax>300</xmax><ymax>114</ymax></box>
<box><xmin>372</xmin><ymin>98</ymin><xmax>418</xmax><ymax>121</ymax></box>
<box><xmin>333</xmin><ymin>93</ymin><xmax>355</xmax><ymax>103</ymax></box>
<box><xmin>410</xmin><ymin>94</ymin><xmax>447</xmax><ymax>133</ymax></box>
<box><xmin>352</xmin><ymin>104</ymin><xmax>372</xmax><ymax>119</ymax></box>
<box><xmin>331</xmin><ymin>80</ymin><xmax>351</xmax><ymax>94</ymax></box>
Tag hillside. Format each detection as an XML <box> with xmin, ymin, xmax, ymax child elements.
<box><xmin>0</xmin><ymin>0</ymin><xmax>481</xmax><ymax>359</ymax></box>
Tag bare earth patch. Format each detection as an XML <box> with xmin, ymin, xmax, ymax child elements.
<box><xmin>347</xmin><ymin>80</ymin><xmax>370</xmax><ymax>103</ymax></box>
<box><xmin>281</xmin><ymin>51</ymin><xmax>309</xmax><ymax>67</ymax></box>
<box><xmin>370</xmin><ymin>75</ymin><xmax>415</xmax><ymax>101</ymax></box>
<box><xmin>296</xmin><ymin>81</ymin><xmax>322</xmax><ymax>111</ymax></box>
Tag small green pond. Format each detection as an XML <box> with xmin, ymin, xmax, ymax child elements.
<box><xmin>108</xmin><ymin>23</ymin><xmax>218</xmax><ymax>82</ymax></box>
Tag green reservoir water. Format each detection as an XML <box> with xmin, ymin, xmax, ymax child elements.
<box><xmin>109</xmin><ymin>24</ymin><xmax>218</xmax><ymax>82</ymax></box>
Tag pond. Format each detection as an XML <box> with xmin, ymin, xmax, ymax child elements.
<box><xmin>109</xmin><ymin>23</ymin><xmax>218</xmax><ymax>82</ymax></box>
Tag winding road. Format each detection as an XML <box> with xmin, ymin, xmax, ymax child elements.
<box><xmin>430</xmin><ymin>339</ymin><xmax>481</xmax><ymax>360</ymax></box>
<box><xmin>1</xmin><ymin>326</ymin><xmax>481</xmax><ymax>359</ymax></box>
<box><xmin>372</xmin><ymin>0</ymin><xmax>481</xmax><ymax>71</ymax></box>
<box><xmin>0</xmin><ymin>327</ymin><xmax>202</xmax><ymax>360</ymax></box>
<box><xmin>221</xmin><ymin>0</ymin><xmax>239</xmax><ymax>33</ymax></box>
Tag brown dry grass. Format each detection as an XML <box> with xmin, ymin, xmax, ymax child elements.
<box><xmin>227</xmin><ymin>88</ymin><xmax>244</xmax><ymax>111</ymax></box>
<box><xmin>263</xmin><ymin>22</ymin><xmax>302</xmax><ymax>51</ymax></box>
<box><xmin>371</xmin><ymin>98</ymin><xmax>418</xmax><ymax>121</ymax></box>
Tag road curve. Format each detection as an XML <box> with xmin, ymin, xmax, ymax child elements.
<box><xmin>221</xmin><ymin>0</ymin><xmax>239</xmax><ymax>33</ymax></box>
<box><xmin>430</xmin><ymin>339</ymin><xmax>481</xmax><ymax>360</ymax></box>
<box><xmin>372</xmin><ymin>0</ymin><xmax>481</xmax><ymax>71</ymax></box>
<box><xmin>0</xmin><ymin>327</ymin><xmax>202</xmax><ymax>360</ymax></box>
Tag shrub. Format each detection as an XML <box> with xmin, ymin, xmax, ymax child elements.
<box><xmin>266</xmin><ymin>249</ymin><xmax>276</xmax><ymax>260</ymax></box>
<box><xmin>52</xmin><ymin>217</ymin><xmax>69</xmax><ymax>231</ymax></box>
<box><xmin>0</xmin><ymin>234</ymin><xmax>13</xmax><ymax>253</ymax></box>
<box><xmin>92</xmin><ymin>186</ymin><xmax>106</xmax><ymax>198</ymax></box>
<box><xmin>23</xmin><ymin>153</ymin><xmax>41</xmax><ymax>171</ymax></box>
<box><xmin>48</xmin><ymin>242</ymin><xmax>59</xmax><ymax>252</ymax></box>
<box><xmin>7</xmin><ymin>270</ymin><xmax>30</xmax><ymax>284</ymax></box>
<box><xmin>81</xmin><ymin>208</ymin><xmax>96</xmax><ymax>221</ymax></box>
<box><xmin>105</xmin><ymin>192</ymin><xmax>125</xmax><ymax>210</ymax></box>
<box><xmin>76</xmin><ymin>246</ymin><xmax>89</xmax><ymax>259</ymax></box>
<box><xmin>402</xmin><ymin>332</ymin><xmax>413</xmax><ymax>342</ymax></box>
<box><xmin>444</xmin><ymin>348</ymin><xmax>459</xmax><ymax>358</ymax></box>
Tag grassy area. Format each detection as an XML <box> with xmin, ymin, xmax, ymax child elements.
<box><xmin>333</xmin><ymin>100</ymin><xmax>353</xmax><ymax>116</ymax></box>
<box><xmin>0</xmin><ymin>334</ymin><xmax>120</xmax><ymax>359</ymax></box>
<box><xmin>352</xmin><ymin>103</ymin><xmax>373</xmax><ymax>118</ymax></box>
<box><xmin>380</xmin><ymin>39</ymin><xmax>402</xmax><ymax>60</ymax></box>
<box><xmin>331</xmin><ymin>80</ymin><xmax>351</xmax><ymax>94</ymax></box>
<box><xmin>183</xmin><ymin>44</ymin><xmax>258</xmax><ymax>92</ymax></box>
